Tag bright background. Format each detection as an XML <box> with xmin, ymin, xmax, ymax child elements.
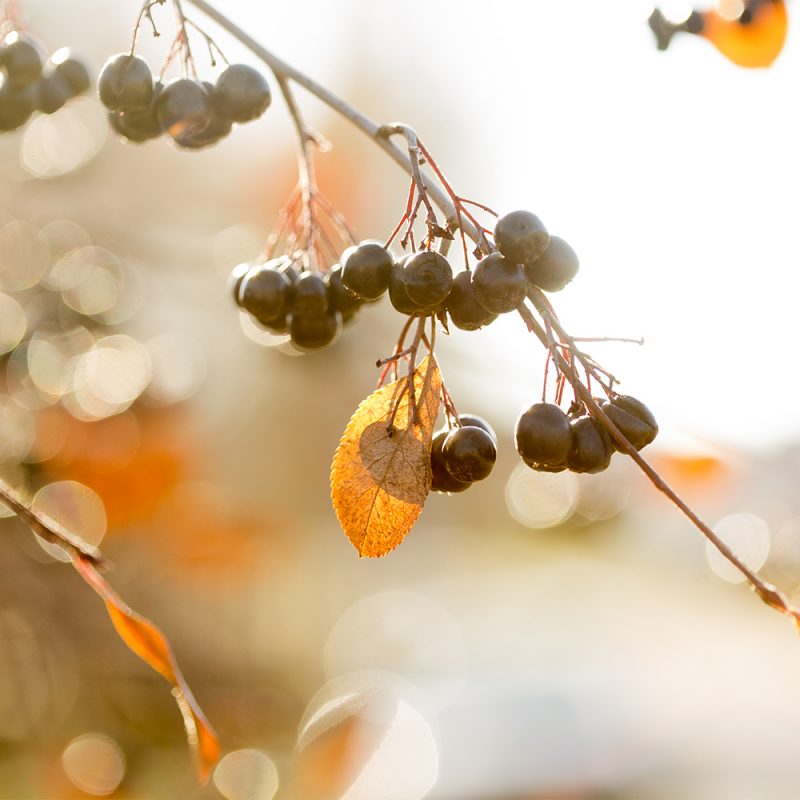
<box><xmin>1</xmin><ymin>1</ymin><xmax>800</xmax><ymax>799</ymax></box>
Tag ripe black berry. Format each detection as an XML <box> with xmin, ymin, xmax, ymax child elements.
<box><xmin>430</xmin><ymin>430</ymin><xmax>472</xmax><ymax>493</ymax></box>
<box><xmin>472</xmin><ymin>253</ymin><xmax>527</xmax><ymax>314</ymax></box>
<box><xmin>457</xmin><ymin>414</ymin><xmax>496</xmax><ymax>441</ymax></box>
<box><xmin>515</xmin><ymin>402</ymin><xmax>572</xmax><ymax>469</ymax></box>
<box><xmin>341</xmin><ymin>241</ymin><xmax>393</xmax><ymax>301</ymax></box>
<box><xmin>213</xmin><ymin>64</ymin><xmax>271</xmax><ymax>123</ymax></box>
<box><xmin>289</xmin><ymin>309</ymin><xmax>342</xmax><ymax>351</ymax></box>
<box><xmin>291</xmin><ymin>271</ymin><xmax>329</xmax><ymax>316</ymax></box>
<box><xmin>107</xmin><ymin>81</ymin><xmax>162</xmax><ymax>143</ymax></box>
<box><xmin>239</xmin><ymin>263</ymin><xmax>293</xmax><ymax>324</ymax></box>
<box><xmin>325</xmin><ymin>265</ymin><xmax>362</xmax><ymax>322</ymax></box>
<box><xmin>49</xmin><ymin>49</ymin><xmax>91</xmax><ymax>95</ymax></box>
<box><xmin>98</xmin><ymin>53</ymin><xmax>154</xmax><ymax>111</ymax></box>
<box><xmin>229</xmin><ymin>262</ymin><xmax>253</xmax><ymax>307</ymax></box>
<box><xmin>445</xmin><ymin>270</ymin><xmax>497</xmax><ymax>331</ymax></box>
<box><xmin>602</xmin><ymin>395</ymin><xmax>658</xmax><ymax>451</ymax></box>
<box><xmin>1</xmin><ymin>32</ymin><xmax>44</xmax><ymax>88</ymax></box>
<box><xmin>442</xmin><ymin>425</ymin><xmax>496</xmax><ymax>482</ymax></box>
<box><xmin>36</xmin><ymin>73</ymin><xmax>71</xmax><ymax>114</ymax></box>
<box><xmin>388</xmin><ymin>257</ymin><xmax>427</xmax><ymax>315</ymax></box>
<box><xmin>173</xmin><ymin>81</ymin><xmax>232</xmax><ymax>149</ymax></box>
<box><xmin>0</xmin><ymin>81</ymin><xmax>35</xmax><ymax>131</ymax></box>
<box><xmin>156</xmin><ymin>79</ymin><xmax>212</xmax><ymax>142</ymax></box>
<box><xmin>494</xmin><ymin>210</ymin><xmax>550</xmax><ymax>265</ymax></box>
<box><xmin>525</xmin><ymin>236</ymin><xmax>579</xmax><ymax>293</ymax></box>
<box><xmin>566</xmin><ymin>416</ymin><xmax>613</xmax><ymax>473</ymax></box>
<box><xmin>402</xmin><ymin>251</ymin><xmax>453</xmax><ymax>307</ymax></box>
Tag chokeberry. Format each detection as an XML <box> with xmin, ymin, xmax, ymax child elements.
<box><xmin>430</xmin><ymin>430</ymin><xmax>472</xmax><ymax>493</ymax></box>
<box><xmin>472</xmin><ymin>252</ymin><xmax>527</xmax><ymax>314</ymax></box>
<box><xmin>341</xmin><ymin>241</ymin><xmax>393</xmax><ymax>301</ymax></box>
<box><xmin>525</xmin><ymin>236</ymin><xmax>579</xmax><ymax>293</ymax></box>
<box><xmin>325</xmin><ymin>264</ymin><xmax>362</xmax><ymax>322</ymax></box>
<box><xmin>0</xmin><ymin>80</ymin><xmax>35</xmax><ymax>131</ymax></box>
<box><xmin>289</xmin><ymin>309</ymin><xmax>342</xmax><ymax>351</ymax></box>
<box><xmin>156</xmin><ymin>78</ymin><xmax>212</xmax><ymax>142</ymax></box>
<box><xmin>291</xmin><ymin>271</ymin><xmax>329</xmax><ymax>316</ymax></box>
<box><xmin>229</xmin><ymin>262</ymin><xmax>253</xmax><ymax>307</ymax></box>
<box><xmin>108</xmin><ymin>81</ymin><xmax>162</xmax><ymax>143</ymax></box>
<box><xmin>515</xmin><ymin>402</ymin><xmax>572</xmax><ymax>469</ymax></box>
<box><xmin>457</xmin><ymin>414</ymin><xmax>496</xmax><ymax>442</ymax></box>
<box><xmin>442</xmin><ymin>425</ymin><xmax>496</xmax><ymax>482</ymax></box>
<box><xmin>388</xmin><ymin>257</ymin><xmax>427</xmax><ymax>315</ymax></box>
<box><xmin>602</xmin><ymin>395</ymin><xmax>658</xmax><ymax>451</ymax></box>
<box><xmin>445</xmin><ymin>270</ymin><xmax>497</xmax><ymax>331</ymax></box>
<box><xmin>36</xmin><ymin>72</ymin><xmax>71</xmax><ymax>114</ymax></box>
<box><xmin>173</xmin><ymin>81</ymin><xmax>232</xmax><ymax>149</ymax></box>
<box><xmin>49</xmin><ymin>49</ymin><xmax>91</xmax><ymax>96</ymax></box>
<box><xmin>566</xmin><ymin>416</ymin><xmax>613</xmax><ymax>473</ymax></box>
<box><xmin>402</xmin><ymin>251</ymin><xmax>453</xmax><ymax>307</ymax></box>
<box><xmin>98</xmin><ymin>53</ymin><xmax>153</xmax><ymax>111</ymax></box>
<box><xmin>1</xmin><ymin>32</ymin><xmax>44</xmax><ymax>88</ymax></box>
<box><xmin>239</xmin><ymin>263</ymin><xmax>293</xmax><ymax>324</ymax></box>
<box><xmin>213</xmin><ymin>64</ymin><xmax>271</xmax><ymax>123</ymax></box>
<box><xmin>494</xmin><ymin>210</ymin><xmax>550</xmax><ymax>265</ymax></box>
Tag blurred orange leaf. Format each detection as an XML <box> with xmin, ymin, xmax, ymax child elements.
<box><xmin>73</xmin><ymin>556</ymin><xmax>220</xmax><ymax>784</ymax></box>
<box><xmin>331</xmin><ymin>354</ymin><xmax>441</xmax><ymax>558</ymax></box>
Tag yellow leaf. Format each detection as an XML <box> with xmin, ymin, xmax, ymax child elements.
<box><xmin>331</xmin><ymin>354</ymin><xmax>442</xmax><ymax>557</ymax></box>
<box><xmin>73</xmin><ymin>556</ymin><xmax>221</xmax><ymax>784</ymax></box>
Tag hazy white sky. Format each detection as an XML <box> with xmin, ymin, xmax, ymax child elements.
<box><xmin>210</xmin><ymin>1</ymin><xmax>800</xmax><ymax>452</ymax></box>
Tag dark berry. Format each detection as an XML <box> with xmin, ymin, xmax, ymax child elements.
<box><xmin>388</xmin><ymin>257</ymin><xmax>427</xmax><ymax>315</ymax></box>
<box><xmin>442</xmin><ymin>425</ymin><xmax>496</xmax><ymax>482</ymax></box>
<box><xmin>107</xmin><ymin>81</ymin><xmax>162</xmax><ymax>143</ymax></box>
<box><xmin>229</xmin><ymin>262</ymin><xmax>253</xmax><ymax>307</ymax></box>
<box><xmin>36</xmin><ymin>73</ymin><xmax>71</xmax><ymax>114</ymax></box>
<box><xmin>1</xmin><ymin>32</ymin><xmax>44</xmax><ymax>88</ymax></box>
<box><xmin>97</xmin><ymin>53</ymin><xmax>153</xmax><ymax>111</ymax></box>
<box><xmin>472</xmin><ymin>252</ymin><xmax>528</xmax><ymax>314</ymax></box>
<box><xmin>445</xmin><ymin>270</ymin><xmax>497</xmax><ymax>331</ymax></box>
<box><xmin>341</xmin><ymin>241</ymin><xmax>393</xmax><ymax>301</ymax></box>
<box><xmin>602</xmin><ymin>395</ymin><xmax>658</xmax><ymax>451</ymax></box>
<box><xmin>289</xmin><ymin>309</ymin><xmax>342</xmax><ymax>351</ymax></box>
<box><xmin>566</xmin><ymin>416</ymin><xmax>613</xmax><ymax>474</ymax></box>
<box><xmin>525</xmin><ymin>236</ymin><xmax>579</xmax><ymax>293</ymax></box>
<box><xmin>213</xmin><ymin>64</ymin><xmax>271</xmax><ymax>122</ymax></box>
<box><xmin>291</xmin><ymin>271</ymin><xmax>329</xmax><ymax>316</ymax></box>
<box><xmin>325</xmin><ymin>264</ymin><xmax>362</xmax><ymax>321</ymax></box>
<box><xmin>156</xmin><ymin>79</ymin><xmax>212</xmax><ymax>142</ymax></box>
<box><xmin>239</xmin><ymin>263</ymin><xmax>292</xmax><ymax>324</ymax></box>
<box><xmin>0</xmin><ymin>80</ymin><xmax>35</xmax><ymax>131</ymax></box>
<box><xmin>402</xmin><ymin>251</ymin><xmax>453</xmax><ymax>307</ymax></box>
<box><xmin>494</xmin><ymin>210</ymin><xmax>550</xmax><ymax>265</ymax></box>
<box><xmin>430</xmin><ymin>430</ymin><xmax>472</xmax><ymax>493</ymax></box>
<box><xmin>515</xmin><ymin>402</ymin><xmax>572</xmax><ymax>469</ymax></box>
<box><xmin>457</xmin><ymin>414</ymin><xmax>496</xmax><ymax>442</ymax></box>
<box><xmin>172</xmin><ymin>80</ymin><xmax>232</xmax><ymax>149</ymax></box>
<box><xmin>50</xmin><ymin>49</ymin><xmax>91</xmax><ymax>96</ymax></box>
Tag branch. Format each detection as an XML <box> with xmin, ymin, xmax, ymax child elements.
<box><xmin>0</xmin><ymin>478</ymin><xmax>107</xmax><ymax>567</ymax></box>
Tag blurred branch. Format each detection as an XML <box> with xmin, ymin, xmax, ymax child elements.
<box><xmin>0</xmin><ymin>478</ymin><xmax>107</xmax><ymax>567</ymax></box>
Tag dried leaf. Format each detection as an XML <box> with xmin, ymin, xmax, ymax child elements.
<box><xmin>73</xmin><ymin>556</ymin><xmax>220</xmax><ymax>784</ymax></box>
<box><xmin>331</xmin><ymin>354</ymin><xmax>442</xmax><ymax>557</ymax></box>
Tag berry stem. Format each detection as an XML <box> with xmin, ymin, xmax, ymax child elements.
<box><xmin>0</xmin><ymin>478</ymin><xmax>107</xmax><ymax>568</ymax></box>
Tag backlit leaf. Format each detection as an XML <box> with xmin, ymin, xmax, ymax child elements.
<box><xmin>73</xmin><ymin>556</ymin><xmax>220</xmax><ymax>784</ymax></box>
<box><xmin>331</xmin><ymin>354</ymin><xmax>441</xmax><ymax>557</ymax></box>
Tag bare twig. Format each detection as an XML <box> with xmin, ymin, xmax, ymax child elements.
<box><xmin>0</xmin><ymin>478</ymin><xmax>107</xmax><ymax>568</ymax></box>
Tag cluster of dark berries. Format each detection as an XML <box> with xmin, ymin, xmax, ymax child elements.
<box><xmin>515</xmin><ymin>395</ymin><xmax>658</xmax><ymax>476</ymax></box>
<box><xmin>324</xmin><ymin>210</ymin><xmax>579</xmax><ymax>329</ymax></box>
<box><xmin>0</xmin><ymin>32</ymin><xmax>90</xmax><ymax>132</ymax></box>
<box><xmin>99</xmin><ymin>55</ymin><xmax>271</xmax><ymax>149</ymax></box>
<box><xmin>430</xmin><ymin>415</ymin><xmax>497</xmax><ymax>493</ymax></box>
<box><xmin>231</xmin><ymin>255</ymin><xmax>370</xmax><ymax>351</ymax></box>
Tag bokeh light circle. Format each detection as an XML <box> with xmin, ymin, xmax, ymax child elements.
<box><xmin>62</xmin><ymin>733</ymin><xmax>126</xmax><ymax>796</ymax></box>
<box><xmin>706</xmin><ymin>513</ymin><xmax>770</xmax><ymax>584</ymax></box>
<box><xmin>505</xmin><ymin>463</ymin><xmax>579</xmax><ymax>529</ymax></box>
<box><xmin>213</xmin><ymin>749</ymin><xmax>279</xmax><ymax>800</ymax></box>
